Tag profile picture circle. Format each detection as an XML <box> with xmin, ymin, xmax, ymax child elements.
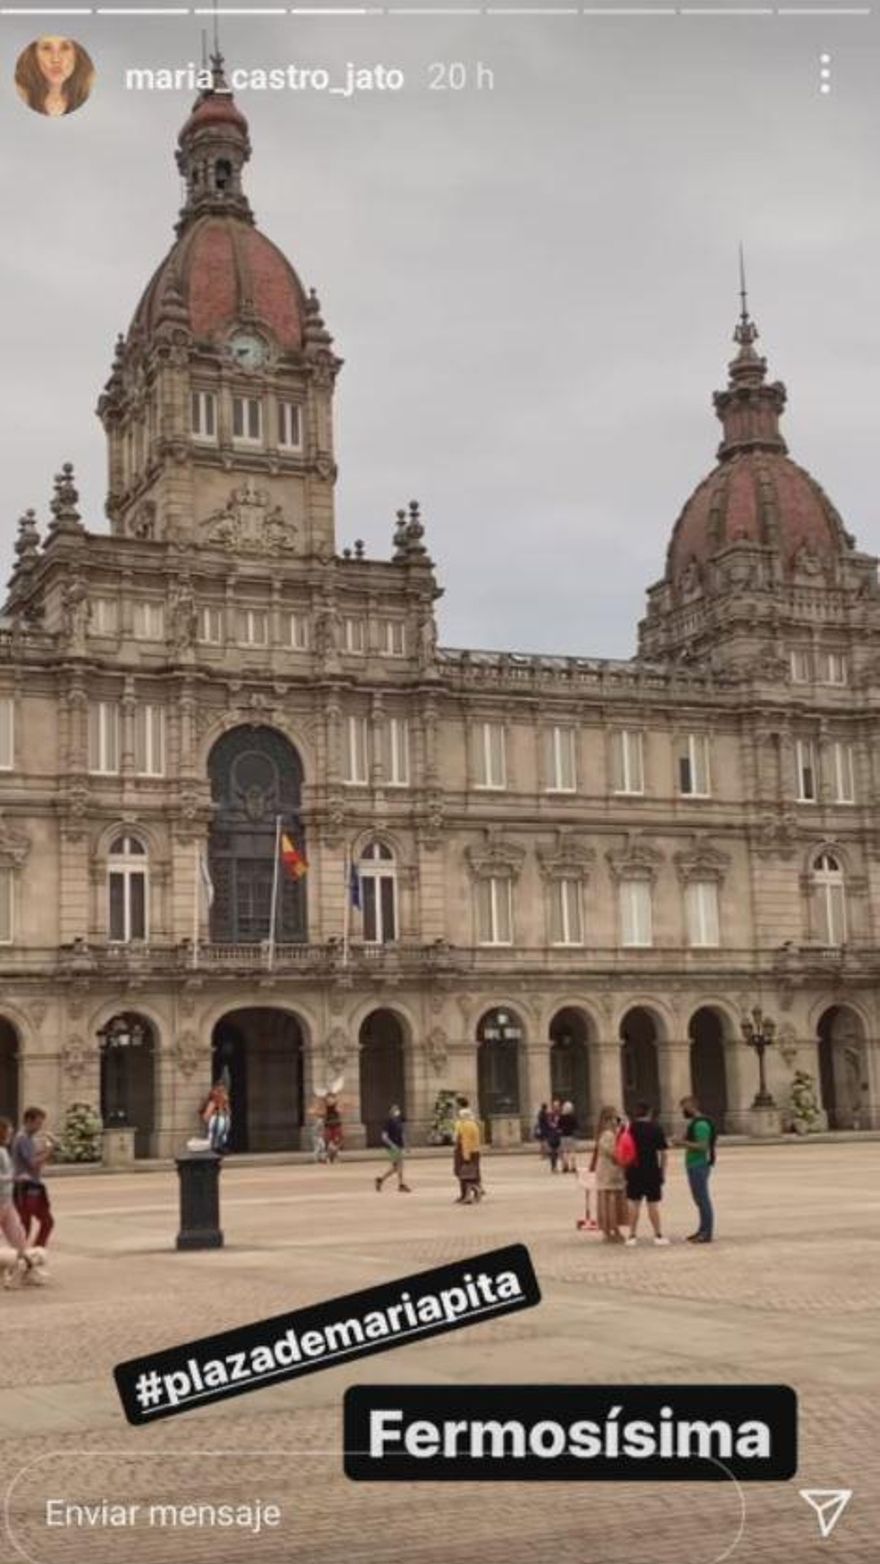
<box><xmin>15</xmin><ymin>36</ymin><xmax>95</xmax><ymax>116</ymax></box>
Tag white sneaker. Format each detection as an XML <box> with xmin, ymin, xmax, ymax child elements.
<box><xmin>624</xmin><ymin>1236</ymin><xmax>638</xmax><ymax>1247</ymax></box>
<box><xmin>653</xmin><ymin>1236</ymin><xmax>671</xmax><ymax>1246</ymax></box>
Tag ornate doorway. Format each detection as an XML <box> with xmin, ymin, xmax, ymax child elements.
<box><xmin>689</xmin><ymin>1008</ymin><xmax>729</xmax><ymax>1129</ymax></box>
<box><xmin>817</xmin><ymin>1005</ymin><xmax>869</xmax><ymax>1129</ymax></box>
<box><xmin>619</xmin><ymin>1007</ymin><xmax>661</xmax><ymax>1118</ymax></box>
<box><xmin>98</xmin><ymin>1013</ymin><xmax>156</xmax><ymax>1158</ymax></box>
<box><xmin>207</xmin><ymin>726</ymin><xmax>307</xmax><ymax>945</ymax></box>
<box><xmin>359</xmin><ymin>1010</ymin><xmax>406</xmax><ymax>1147</ymax></box>
<box><xmin>549</xmin><ymin>1008</ymin><xmax>591</xmax><ymax>1129</ymax></box>
<box><xmin>211</xmin><ymin>1008</ymin><xmax>305</xmax><ymax>1152</ymax></box>
<box><xmin>0</xmin><ymin>1018</ymin><xmax>19</xmax><ymax>1123</ymax></box>
<box><xmin>477</xmin><ymin>1008</ymin><xmax>523</xmax><ymax>1130</ymax></box>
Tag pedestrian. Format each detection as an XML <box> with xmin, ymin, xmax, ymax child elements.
<box><xmin>201</xmin><ymin>1083</ymin><xmax>231</xmax><ymax>1154</ymax></box>
<box><xmin>558</xmin><ymin>1100</ymin><xmax>578</xmax><ymax>1173</ymax></box>
<box><xmin>453</xmin><ymin>1098</ymin><xmax>483</xmax><ymax>1204</ymax></box>
<box><xmin>12</xmin><ymin>1106</ymin><xmax>55</xmax><ymax>1249</ymax></box>
<box><xmin>0</xmin><ymin>1117</ymin><xmax>33</xmax><ymax>1287</ymax></box>
<box><xmin>375</xmin><ymin>1104</ymin><xmax>412</xmax><ymax>1193</ymax></box>
<box><xmin>546</xmin><ymin>1098</ymin><xmax>562</xmax><ymax>1173</ymax></box>
<box><xmin>622</xmin><ymin>1101</ymin><xmax>670</xmax><ymax>1247</ymax></box>
<box><xmin>678</xmin><ymin>1094</ymin><xmax>717</xmax><ymax>1243</ymax></box>
<box><xmin>592</xmin><ymin>1106</ymin><xmax>628</xmax><ymax>1242</ymax></box>
<box><xmin>321</xmin><ymin>1092</ymin><xmax>343</xmax><ymax>1162</ymax></box>
<box><xmin>534</xmin><ymin>1102</ymin><xmax>551</xmax><ymax>1159</ymax></box>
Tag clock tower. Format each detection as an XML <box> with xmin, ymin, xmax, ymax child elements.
<box><xmin>97</xmin><ymin>52</ymin><xmax>342</xmax><ymax>560</ymax></box>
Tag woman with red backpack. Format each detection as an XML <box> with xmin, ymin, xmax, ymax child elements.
<box><xmin>593</xmin><ymin>1106</ymin><xmax>628</xmax><ymax>1241</ymax></box>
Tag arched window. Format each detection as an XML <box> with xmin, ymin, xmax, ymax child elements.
<box><xmin>108</xmin><ymin>834</ymin><xmax>148</xmax><ymax>944</ymax></box>
<box><xmin>207</xmin><ymin>726</ymin><xmax>306</xmax><ymax>945</ymax></box>
<box><xmin>360</xmin><ymin>840</ymin><xmax>397</xmax><ymax>945</ymax></box>
<box><xmin>814</xmin><ymin>851</ymin><xmax>846</xmax><ymax>946</ymax></box>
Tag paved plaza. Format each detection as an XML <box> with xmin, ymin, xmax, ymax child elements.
<box><xmin>0</xmin><ymin>1142</ymin><xmax>877</xmax><ymax>1564</ymax></box>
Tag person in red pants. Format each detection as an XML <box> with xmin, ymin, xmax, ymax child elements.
<box><xmin>12</xmin><ymin>1106</ymin><xmax>55</xmax><ymax>1249</ymax></box>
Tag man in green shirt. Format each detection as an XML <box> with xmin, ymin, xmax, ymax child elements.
<box><xmin>678</xmin><ymin>1095</ymin><xmax>715</xmax><ymax>1244</ymax></box>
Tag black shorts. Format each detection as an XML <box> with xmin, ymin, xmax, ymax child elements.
<box><xmin>625</xmin><ymin>1170</ymin><xmax>663</xmax><ymax>1203</ymax></box>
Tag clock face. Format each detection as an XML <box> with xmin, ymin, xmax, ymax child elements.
<box><xmin>229</xmin><ymin>332</ymin><xmax>267</xmax><ymax>370</ymax></box>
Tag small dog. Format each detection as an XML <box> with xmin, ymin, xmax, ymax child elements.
<box><xmin>0</xmin><ymin>1246</ymin><xmax>49</xmax><ymax>1290</ymax></box>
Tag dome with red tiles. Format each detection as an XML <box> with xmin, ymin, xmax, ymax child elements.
<box><xmin>127</xmin><ymin>57</ymin><xmax>307</xmax><ymax>354</ymax></box>
<box><xmin>665</xmin><ymin>304</ymin><xmax>850</xmax><ymax>586</ymax></box>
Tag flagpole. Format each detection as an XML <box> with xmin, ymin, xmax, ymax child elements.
<box><xmin>267</xmin><ymin>814</ymin><xmax>282</xmax><ymax>970</ymax></box>
<box><xmin>192</xmin><ymin>841</ymin><xmax>200</xmax><ymax>970</ymax></box>
<box><xmin>342</xmin><ymin>847</ymin><xmax>350</xmax><ymax>969</ymax></box>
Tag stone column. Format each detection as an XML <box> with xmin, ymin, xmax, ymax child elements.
<box><xmin>595</xmin><ymin>1040</ymin><xmax>623</xmax><ymax>1114</ymax></box>
<box><xmin>523</xmin><ymin>1042</ymin><xmax>552</xmax><ymax>1122</ymax></box>
<box><xmin>657</xmin><ymin>1040</ymin><xmax>692</xmax><ymax>1127</ymax></box>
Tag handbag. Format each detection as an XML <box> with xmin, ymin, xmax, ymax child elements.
<box><xmin>615</xmin><ymin>1125</ymin><xmax>637</xmax><ymax>1168</ymax></box>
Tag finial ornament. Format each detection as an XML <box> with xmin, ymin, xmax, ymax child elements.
<box><xmin>47</xmin><ymin>462</ymin><xmax>85</xmax><ymax>539</ymax></box>
<box><xmin>734</xmin><ymin>244</ymin><xmax>759</xmax><ymax>350</ymax></box>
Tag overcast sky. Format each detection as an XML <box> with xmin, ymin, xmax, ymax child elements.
<box><xmin>1</xmin><ymin>7</ymin><xmax>878</xmax><ymax>656</ymax></box>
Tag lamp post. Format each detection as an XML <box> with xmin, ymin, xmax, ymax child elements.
<box><xmin>740</xmin><ymin>1005</ymin><xmax>776</xmax><ymax>1108</ymax></box>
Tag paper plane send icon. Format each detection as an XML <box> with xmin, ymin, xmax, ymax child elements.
<box><xmin>799</xmin><ymin>1489</ymin><xmax>853</xmax><ymax>1539</ymax></box>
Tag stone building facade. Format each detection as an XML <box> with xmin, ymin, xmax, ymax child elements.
<box><xmin>1</xmin><ymin>60</ymin><xmax>879</xmax><ymax>1154</ymax></box>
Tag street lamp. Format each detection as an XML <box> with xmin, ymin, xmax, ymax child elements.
<box><xmin>740</xmin><ymin>1005</ymin><xmax>776</xmax><ymax>1108</ymax></box>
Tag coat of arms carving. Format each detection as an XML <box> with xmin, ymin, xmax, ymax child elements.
<box><xmin>199</xmin><ymin>481</ymin><xmax>299</xmax><ymax>555</ymax></box>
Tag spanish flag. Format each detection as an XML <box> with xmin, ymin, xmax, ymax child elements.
<box><xmin>280</xmin><ymin>833</ymin><xmax>308</xmax><ymax>880</ymax></box>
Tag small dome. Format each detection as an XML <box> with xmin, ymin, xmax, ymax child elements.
<box><xmin>178</xmin><ymin>93</ymin><xmax>248</xmax><ymax>141</ymax></box>
<box><xmin>667</xmin><ymin>449</ymin><xmax>846</xmax><ymax>583</ymax></box>
<box><xmin>665</xmin><ymin>301</ymin><xmax>851</xmax><ymax>586</ymax></box>
<box><xmin>130</xmin><ymin>215</ymin><xmax>306</xmax><ymax>352</ymax></box>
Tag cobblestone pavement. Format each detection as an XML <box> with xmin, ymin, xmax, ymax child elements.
<box><xmin>1</xmin><ymin>1143</ymin><xmax>877</xmax><ymax>1564</ymax></box>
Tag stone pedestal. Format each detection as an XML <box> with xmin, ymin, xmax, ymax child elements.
<box><xmin>489</xmin><ymin>1114</ymin><xmax>522</xmax><ymax>1147</ymax></box>
<box><xmin>747</xmin><ymin>1104</ymin><xmax>782</xmax><ymax>1137</ymax></box>
<box><xmin>175</xmin><ymin>1150</ymin><xmax>223</xmax><ymax>1250</ymax></box>
<box><xmin>101</xmin><ymin>1126</ymin><xmax>136</xmax><ymax>1168</ymax></box>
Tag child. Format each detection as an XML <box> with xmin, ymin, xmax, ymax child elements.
<box><xmin>575</xmin><ymin>1131</ymin><xmax>600</xmax><ymax>1230</ymax></box>
<box><xmin>12</xmin><ymin>1106</ymin><xmax>55</xmax><ymax>1248</ymax></box>
<box><xmin>0</xmin><ymin>1117</ymin><xmax>32</xmax><ymax>1288</ymax></box>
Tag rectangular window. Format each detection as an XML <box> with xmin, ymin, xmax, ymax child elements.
<box><xmin>612</xmin><ymin>730</ymin><xmax>644</xmax><ymax>795</ymax></box>
<box><xmin>832</xmin><ymin>741</ymin><xmax>856</xmax><ymax>804</ymax></box>
<box><xmin>550</xmin><ymin>877</ymin><xmax>583</xmax><ymax>945</ymax></box>
<box><xmin>88</xmin><ymin>701</ymin><xmax>120</xmax><ymax>775</ymax></box>
<box><xmin>109</xmin><ymin>871</ymin><xmax>146</xmax><ymax>943</ymax></box>
<box><xmin>282</xmin><ymin>612</ymin><xmax>309</xmax><ymax>650</ymax></box>
<box><xmin>383</xmin><ymin>717</ymin><xmax>410</xmax><ymax>787</ymax></box>
<box><xmin>344</xmin><ymin>617</ymin><xmax>366</xmax><ymax>654</ymax></box>
<box><xmin>132</xmin><ymin>602</ymin><xmax>165</xmax><ymax>641</ymax></box>
<box><xmin>237</xmin><ymin>608</ymin><xmax>268</xmax><ymax>646</ymax></box>
<box><xmin>344</xmin><ymin>715</ymin><xmax>368</xmax><ymax>785</ymax></box>
<box><xmin>0</xmin><ymin>698</ymin><xmax>13</xmax><ymax>771</ymax></box>
<box><xmin>620</xmin><ymin>879</ymin><xmax>652</xmax><ymax>947</ymax></box>
<box><xmin>362</xmin><ymin>875</ymin><xmax>397</xmax><ymax>944</ymax></box>
<box><xmin>232</xmin><ymin>395</ymin><xmax>262</xmax><ymax>444</ymax></box>
<box><xmin>278</xmin><ymin>400</ymin><xmax>302</xmax><ymax>450</ymax></box>
<box><xmin>0</xmin><ymin>868</ymin><xmax>12</xmax><ymax>945</ymax></box>
<box><xmin>790</xmin><ymin>649</ymin><xmax>811</xmax><ymax>684</ymax></box>
<box><xmin>474</xmin><ymin>721</ymin><xmax>506</xmax><ymax>789</ymax></box>
<box><xmin>678</xmin><ymin>733</ymin><xmax>711</xmax><ymax>797</ymax></box>
<box><xmin>796</xmin><ymin>739</ymin><xmax>817</xmax><ymax>803</ymax></box>
<box><xmin>380</xmin><ymin>620</ymin><xmax>406</xmax><ymax>657</ymax></box>
<box><xmin>545</xmin><ymin>726</ymin><xmax>576</xmax><ymax>792</ymax></box>
<box><xmin>198</xmin><ymin>606</ymin><xmax>223</xmax><ymax>645</ymax></box>
<box><xmin>134</xmin><ymin>704</ymin><xmax>166</xmax><ymax>777</ymax></box>
<box><xmin>191</xmin><ymin>390</ymin><xmax>217</xmax><ymax>442</ymax></box>
<box><xmin>91</xmin><ymin>597</ymin><xmax>118</xmax><ymax>636</ymax></box>
<box><xmin>686</xmin><ymin>879</ymin><xmax>720</xmax><ymax>948</ymax></box>
<box><xmin>818</xmin><ymin>650</ymin><xmax>847</xmax><ymax>686</ymax></box>
<box><xmin>476</xmin><ymin>876</ymin><xmax>513</xmax><ymax>945</ymax></box>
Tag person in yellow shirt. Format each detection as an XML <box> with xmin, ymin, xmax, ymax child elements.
<box><xmin>453</xmin><ymin>1099</ymin><xmax>483</xmax><ymax>1204</ymax></box>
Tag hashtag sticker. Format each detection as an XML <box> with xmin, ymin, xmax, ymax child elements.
<box><xmin>134</xmin><ymin>1371</ymin><xmax>164</xmax><ymax>1411</ymax></box>
<box><xmin>114</xmin><ymin>1244</ymin><xmax>540</xmax><ymax>1425</ymax></box>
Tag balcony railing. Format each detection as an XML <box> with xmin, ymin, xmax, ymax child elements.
<box><xmin>1</xmin><ymin>939</ymin><xmax>876</xmax><ymax>981</ymax></box>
